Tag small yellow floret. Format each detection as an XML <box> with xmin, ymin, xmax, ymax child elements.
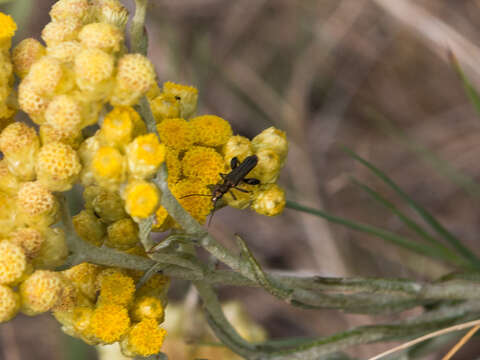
<box><xmin>0</xmin><ymin>13</ymin><xmax>16</xmax><ymax>39</ymax></box>
<box><xmin>0</xmin><ymin>285</ymin><xmax>20</xmax><ymax>323</ymax></box>
<box><xmin>124</xmin><ymin>181</ymin><xmax>159</xmax><ymax>219</ymax></box>
<box><xmin>126</xmin><ymin>134</ymin><xmax>166</xmax><ymax>179</ymax></box>
<box><xmin>121</xmin><ymin>319</ymin><xmax>167</xmax><ymax>357</ymax></box>
<box><xmin>47</xmin><ymin>41</ymin><xmax>81</xmax><ymax>64</ymax></box>
<box><xmin>36</xmin><ymin>142</ymin><xmax>82</xmax><ymax>191</ymax></box>
<box><xmin>251</xmin><ymin>127</ymin><xmax>288</xmax><ymax>163</ymax></box>
<box><xmin>89</xmin><ymin>304</ymin><xmax>130</xmax><ymax>343</ymax></box>
<box><xmin>251</xmin><ymin>184</ymin><xmax>285</xmax><ymax>216</ymax></box>
<box><xmin>149</xmin><ymin>93</ymin><xmax>180</xmax><ymax>122</ymax></box>
<box><xmin>163</xmin><ymin>81</ymin><xmax>198</xmax><ymax>119</ymax></box>
<box><xmin>97</xmin><ymin>269</ymin><xmax>135</xmax><ymax>306</ymax></box>
<box><xmin>105</xmin><ymin>218</ymin><xmax>139</xmax><ymax>250</ymax></box>
<box><xmin>20</xmin><ymin>270</ymin><xmax>63</xmax><ymax>315</ymax></box>
<box><xmin>92</xmin><ymin>147</ymin><xmax>126</xmax><ymax>188</ymax></box>
<box><xmin>249</xmin><ymin>148</ymin><xmax>282</xmax><ymax>184</ymax></box>
<box><xmin>73</xmin><ymin>210</ymin><xmax>106</xmax><ymax>247</ymax></box>
<box><xmin>0</xmin><ymin>122</ymin><xmax>39</xmax><ymax>180</ymax></box>
<box><xmin>18</xmin><ymin>80</ymin><xmax>50</xmax><ymax>123</ymax></box>
<box><xmin>74</xmin><ymin>48</ymin><xmax>114</xmax><ymax>95</ymax></box>
<box><xmin>49</xmin><ymin>0</ymin><xmax>90</xmax><ymax>23</ymax></box>
<box><xmin>101</xmin><ymin>106</ymin><xmax>146</xmax><ymax>147</ymax></box>
<box><xmin>93</xmin><ymin>0</ymin><xmax>129</xmax><ymax>29</ymax></box>
<box><xmin>41</xmin><ymin>19</ymin><xmax>82</xmax><ymax>46</ymax></box>
<box><xmin>17</xmin><ymin>181</ymin><xmax>59</xmax><ymax>223</ymax></box>
<box><xmin>131</xmin><ymin>296</ymin><xmax>164</xmax><ymax>322</ymax></box>
<box><xmin>25</xmin><ymin>56</ymin><xmax>64</xmax><ymax>96</ymax></box>
<box><xmin>172</xmin><ymin>179</ymin><xmax>213</xmax><ymax>223</ymax></box>
<box><xmin>63</xmin><ymin>263</ymin><xmax>101</xmax><ymax>301</ymax></box>
<box><xmin>222</xmin><ymin>135</ymin><xmax>254</xmax><ymax>164</ymax></box>
<box><xmin>110</xmin><ymin>54</ymin><xmax>155</xmax><ymax>106</ymax></box>
<box><xmin>0</xmin><ymin>241</ymin><xmax>27</xmax><ymax>285</ymax></box>
<box><xmin>156</xmin><ymin>118</ymin><xmax>194</xmax><ymax>150</ymax></box>
<box><xmin>9</xmin><ymin>228</ymin><xmax>45</xmax><ymax>260</ymax></box>
<box><xmin>182</xmin><ymin>146</ymin><xmax>224</xmax><ymax>185</ymax></box>
<box><xmin>191</xmin><ymin>115</ymin><xmax>232</xmax><ymax>147</ymax></box>
<box><xmin>12</xmin><ymin>38</ymin><xmax>46</xmax><ymax>78</ymax></box>
<box><xmin>79</xmin><ymin>23</ymin><xmax>123</xmax><ymax>53</ymax></box>
<box><xmin>45</xmin><ymin>95</ymin><xmax>83</xmax><ymax>133</ymax></box>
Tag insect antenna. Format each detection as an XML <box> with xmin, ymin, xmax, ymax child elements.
<box><xmin>179</xmin><ymin>193</ymin><xmax>211</xmax><ymax>199</ymax></box>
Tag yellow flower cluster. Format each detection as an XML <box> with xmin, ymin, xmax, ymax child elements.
<box><xmin>0</xmin><ymin>0</ymin><xmax>288</xmax><ymax>357</ymax></box>
<box><xmin>53</xmin><ymin>265</ymin><xmax>169</xmax><ymax>356</ymax></box>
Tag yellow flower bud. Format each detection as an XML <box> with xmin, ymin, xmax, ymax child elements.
<box><xmin>47</xmin><ymin>40</ymin><xmax>81</xmax><ymax>64</ymax></box>
<box><xmin>100</xmin><ymin>106</ymin><xmax>146</xmax><ymax>147</ymax></box>
<box><xmin>36</xmin><ymin>142</ymin><xmax>82</xmax><ymax>191</ymax></box>
<box><xmin>149</xmin><ymin>93</ymin><xmax>180</xmax><ymax>122</ymax></box>
<box><xmin>0</xmin><ymin>241</ymin><xmax>27</xmax><ymax>286</ymax></box>
<box><xmin>20</xmin><ymin>270</ymin><xmax>63</xmax><ymax>315</ymax></box>
<box><xmin>45</xmin><ymin>94</ymin><xmax>83</xmax><ymax>132</ymax></box>
<box><xmin>12</xmin><ymin>38</ymin><xmax>46</xmax><ymax>78</ymax></box>
<box><xmin>9</xmin><ymin>228</ymin><xmax>45</xmax><ymax>260</ymax></box>
<box><xmin>126</xmin><ymin>133</ymin><xmax>166</xmax><ymax>179</ymax></box>
<box><xmin>49</xmin><ymin>0</ymin><xmax>90</xmax><ymax>23</ymax></box>
<box><xmin>93</xmin><ymin>0</ymin><xmax>129</xmax><ymax>29</ymax></box>
<box><xmin>32</xmin><ymin>227</ymin><xmax>68</xmax><ymax>269</ymax></box>
<box><xmin>124</xmin><ymin>181</ymin><xmax>159</xmax><ymax>219</ymax></box>
<box><xmin>0</xmin><ymin>285</ymin><xmax>20</xmax><ymax>323</ymax></box>
<box><xmin>63</xmin><ymin>262</ymin><xmax>101</xmax><ymax>301</ymax></box>
<box><xmin>73</xmin><ymin>210</ymin><xmax>106</xmax><ymax>247</ymax></box>
<box><xmin>0</xmin><ymin>122</ymin><xmax>39</xmax><ymax>180</ymax></box>
<box><xmin>89</xmin><ymin>304</ymin><xmax>130</xmax><ymax>344</ymax></box>
<box><xmin>41</xmin><ymin>19</ymin><xmax>82</xmax><ymax>47</ymax></box>
<box><xmin>79</xmin><ymin>23</ymin><xmax>123</xmax><ymax>53</ymax></box>
<box><xmin>131</xmin><ymin>296</ymin><xmax>164</xmax><ymax>323</ymax></box>
<box><xmin>156</xmin><ymin>118</ymin><xmax>194</xmax><ymax>150</ymax></box>
<box><xmin>25</xmin><ymin>56</ymin><xmax>64</xmax><ymax>96</ymax></box>
<box><xmin>92</xmin><ymin>146</ymin><xmax>126</xmax><ymax>190</ymax></box>
<box><xmin>18</xmin><ymin>80</ymin><xmax>49</xmax><ymax>124</ymax></box>
<box><xmin>152</xmin><ymin>206</ymin><xmax>171</xmax><ymax>232</ymax></box>
<box><xmin>251</xmin><ymin>184</ymin><xmax>285</xmax><ymax>216</ymax></box>
<box><xmin>135</xmin><ymin>273</ymin><xmax>170</xmax><ymax>299</ymax></box>
<box><xmin>40</xmin><ymin>124</ymin><xmax>84</xmax><ymax>149</ymax></box>
<box><xmin>191</xmin><ymin>115</ymin><xmax>232</xmax><ymax>147</ymax></box>
<box><xmin>251</xmin><ymin>126</ymin><xmax>288</xmax><ymax>163</ymax></box>
<box><xmin>97</xmin><ymin>269</ymin><xmax>135</xmax><ymax>306</ymax></box>
<box><xmin>163</xmin><ymin>81</ymin><xmax>198</xmax><ymax>119</ymax></box>
<box><xmin>0</xmin><ymin>159</ymin><xmax>20</xmax><ymax>195</ymax></box>
<box><xmin>172</xmin><ymin>179</ymin><xmax>213</xmax><ymax>223</ymax></box>
<box><xmin>181</xmin><ymin>146</ymin><xmax>225</xmax><ymax>185</ymax></box>
<box><xmin>121</xmin><ymin>319</ymin><xmax>167</xmax><ymax>357</ymax></box>
<box><xmin>74</xmin><ymin>48</ymin><xmax>114</xmax><ymax>98</ymax></box>
<box><xmin>110</xmin><ymin>54</ymin><xmax>155</xmax><ymax>106</ymax></box>
<box><xmin>78</xmin><ymin>135</ymin><xmax>101</xmax><ymax>186</ymax></box>
<box><xmin>222</xmin><ymin>135</ymin><xmax>254</xmax><ymax>164</ymax></box>
<box><xmin>17</xmin><ymin>181</ymin><xmax>59</xmax><ymax>226</ymax></box>
<box><xmin>249</xmin><ymin>148</ymin><xmax>282</xmax><ymax>184</ymax></box>
<box><xmin>105</xmin><ymin>218</ymin><xmax>139</xmax><ymax>250</ymax></box>
<box><xmin>83</xmin><ymin>186</ymin><xmax>127</xmax><ymax>224</ymax></box>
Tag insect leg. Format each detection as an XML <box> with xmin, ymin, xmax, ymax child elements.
<box><xmin>230</xmin><ymin>157</ymin><xmax>239</xmax><ymax>169</ymax></box>
<box><xmin>243</xmin><ymin>178</ymin><xmax>260</xmax><ymax>185</ymax></box>
<box><xmin>232</xmin><ymin>186</ymin><xmax>250</xmax><ymax>193</ymax></box>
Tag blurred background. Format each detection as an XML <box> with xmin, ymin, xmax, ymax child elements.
<box><xmin>2</xmin><ymin>0</ymin><xmax>480</xmax><ymax>359</ymax></box>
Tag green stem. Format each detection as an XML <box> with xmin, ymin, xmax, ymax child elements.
<box><xmin>130</xmin><ymin>0</ymin><xmax>149</xmax><ymax>55</ymax></box>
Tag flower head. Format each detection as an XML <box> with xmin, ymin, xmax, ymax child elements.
<box><xmin>190</xmin><ymin>115</ymin><xmax>232</xmax><ymax>147</ymax></box>
<box><xmin>20</xmin><ymin>270</ymin><xmax>64</xmax><ymax>315</ymax></box>
<box><xmin>124</xmin><ymin>181</ymin><xmax>159</xmax><ymax>219</ymax></box>
<box><xmin>0</xmin><ymin>13</ymin><xmax>17</xmax><ymax>40</ymax></box>
<box><xmin>100</xmin><ymin>106</ymin><xmax>146</xmax><ymax>147</ymax></box>
<box><xmin>131</xmin><ymin>296</ymin><xmax>164</xmax><ymax>322</ymax></box>
<box><xmin>97</xmin><ymin>269</ymin><xmax>135</xmax><ymax>306</ymax></box>
<box><xmin>0</xmin><ymin>241</ymin><xmax>27</xmax><ymax>286</ymax></box>
<box><xmin>0</xmin><ymin>285</ymin><xmax>20</xmax><ymax>323</ymax></box>
<box><xmin>163</xmin><ymin>81</ymin><xmax>198</xmax><ymax>119</ymax></box>
<box><xmin>126</xmin><ymin>133</ymin><xmax>166</xmax><ymax>179</ymax></box>
<box><xmin>78</xmin><ymin>23</ymin><xmax>123</xmax><ymax>53</ymax></box>
<box><xmin>74</xmin><ymin>48</ymin><xmax>114</xmax><ymax>96</ymax></box>
<box><xmin>150</xmin><ymin>93</ymin><xmax>180</xmax><ymax>121</ymax></box>
<box><xmin>31</xmin><ymin>228</ymin><xmax>68</xmax><ymax>269</ymax></box>
<box><xmin>251</xmin><ymin>184</ymin><xmax>285</xmax><ymax>216</ymax></box>
<box><xmin>9</xmin><ymin>228</ymin><xmax>45</xmax><ymax>260</ymax></box>
<box><xmin>17</xmin><ymin>181</ymin><xmax>59</xmax><ymax>226</ymax></box>
<box><xmin>12</xmin><ymin>38</ymin><xmax>46</xmax><ymax>78</ymax></box>
<box><xmin>156</xmin><ymin>118</ymin><xmax>194</xmax><ymax>151</ymax></box>
<box><xmin>181</xmin><ymin>146</ymin><xmax>225</xmax><ymax>185</ymax></box>
<box><xmin>92</xmin><ymin>146</ymin><xmax>126</xmax><ymax>189</ymax></box>
<box><xmin>73</xmin><ymin>210</ymin><xmax>106</xmax><ymax>247</ymax></box>
<box><xmin>45</xmin><ymin>95</ymin><xmax>83</xmax><ymax>132</ymax></box>
<box><xmin>121</xmin><ymin>318</ymin><xmax>166</xmax><ymax>357</ymax></box>
<box><xmin>89</xmin><ymin>304</ymin><xmax>130</xmax><ymax>343</ymax></box>
<box><xmin>63</xmin><ymin>262</ymin><xmax>101</xmax><ymax>301</ymax></box>
<box><xmin>105</xmin><ymin>218</ymin><xmax>139</xmax><ymax>250</ymax></box>
<box><xmin>172</xmin><ymin>179</ymin><xmax>213</xmax><ymax>223</ymax></box>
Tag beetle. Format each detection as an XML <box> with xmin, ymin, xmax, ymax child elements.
<box><xmin>181</xmin><ymin>155</ymin><xmax>261</xmax><ymax>225</ymax></box>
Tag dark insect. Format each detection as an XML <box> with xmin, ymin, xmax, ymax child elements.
<box><xmin>181</xmin><ymin>155</ymin><xmax>261</xmax><ymax>225</ymax></box>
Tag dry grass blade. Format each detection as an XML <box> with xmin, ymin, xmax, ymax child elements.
<box><xmin>367</xmin><ymin>319</ymin><xmax>480</xmax><ymax>360</ymax></box>
<box><xmin>441</xmin><ymin>324</ymin><xmax>480</xmax><ymax>360</ymax></box>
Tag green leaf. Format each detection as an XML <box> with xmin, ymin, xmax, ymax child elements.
<box><xmin>342</xmin><ymin>147</ymin><xmax>480</xmax><ymax>268</ymax></box>
<box><xmin>351</xmin><ymin>177</ymin><xmax>458</xmax><ymax>260</ymax></box>
<box><xmin>285</xmin><ymin>200</ymin><xmax>462</xmax><ymax>266</ymax></box>
<box><xmin>449</xmin><ymin>50</ymin><xmax>480</xmax><ymax>117</ymax></box>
